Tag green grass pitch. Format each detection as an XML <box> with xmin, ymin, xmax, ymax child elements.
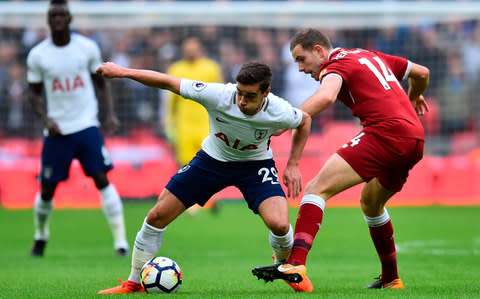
<box><xmin>1</xmin><ymin>201</ymin><xmax>479</xmax><ymax>298</ymax></box>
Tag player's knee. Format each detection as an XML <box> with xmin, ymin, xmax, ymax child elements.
<box><xmin>146</xmin><ymin>208</ymin><xmax>162</xmax><ymax>223</ymax></box>
<box><xmin>269</xmin><ymin>221</ymin><xmax>290</xmax><ymax>236</ymax></box>
<box><xmin>360</xmin><ymin>197</ymin><xmax>384</xmax><ymax>216</ymax></box>
<box><xmin>41</xmin><ymin>183</ymin><xmax>57</xmax><ymax>200</ymax></box>
<box><xmin>304</xmin><ymin>182</ymin><xmax>332</xmax><ymax>200</ymax></box>
<box><xmin>146</xmin><ymin>206</ymin><xmax>172</xmax><ymax>229</ymax></box>
<box><xmin>40</xmin><ymin>192</ymin><xmax>54</xmax><ymax>202</ymax></box>
<box><xmin>360</xmin><ymin>196</ymin><xmax>374</xmax><ymax>209</ymax></box>
<box><xmin>92</xmin><ymin>172</ymin><xmax>109</xmax><ymax>189</ymax></box>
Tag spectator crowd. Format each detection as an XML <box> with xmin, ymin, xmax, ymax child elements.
<box><xmin>1</xmin><ymin>19</ymin><xmax>480</xmax><ymax>155</ymax></box>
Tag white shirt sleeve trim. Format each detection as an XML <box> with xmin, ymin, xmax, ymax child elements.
<box><xmin>402</xmin><ymin>60</ymin><xmax>412</xmax><ymax>81</ymax></box>
<box><xmin>321</xmin><ymin>73</ymin><xmax>343</xmax><ymax>84</ymax></box>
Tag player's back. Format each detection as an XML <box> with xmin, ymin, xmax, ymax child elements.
<box><xmin>321</xmin><ymin>48</ymin><xmax>423</xmax><ymax>139</ymax></box>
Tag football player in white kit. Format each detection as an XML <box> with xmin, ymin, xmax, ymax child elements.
<box><xmin>26</xmin><ymin>0</ymin><xmax>129</xmax><ymax>257</ymax></box>
<box><xmin>96</xmin><ymin>61</ymin><xmax>311</xmax><ymax>293</ymax></box>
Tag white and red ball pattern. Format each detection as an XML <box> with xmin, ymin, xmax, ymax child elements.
<box><xmin>140</xmin><ymin>256</ymin><xmax>182</xmax><ymax>293</ymax></box>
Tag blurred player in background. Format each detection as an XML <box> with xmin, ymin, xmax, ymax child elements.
<box><xmin>27</xmin><ymin>0</ymin><xmax>128</xmax><ymax>257</ymax></box>
<box><xmin>165</xmin><ymin>37</ymin><xmax>223</xmax><ymax>213</ymax></box>
<box><xmin>96</xmin><ymin>61</ymin><xmax>311</xmax><ymax>294</ymax></box>
<box><xmin>165</xmin><ymin>37</ymin><xmax>223</xmax><ymax>167</ymax></box>
<box><xmin>253</xmin><ymin>28</ymin><xmax>430</xmax><ymax>292</ymax></box>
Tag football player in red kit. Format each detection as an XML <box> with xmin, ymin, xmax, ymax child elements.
<box><xmin>253</xmin><ymin>28</ymin><xmax>430</xmax><ymax>292</ymax></box>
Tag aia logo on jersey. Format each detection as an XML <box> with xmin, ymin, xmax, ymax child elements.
<box><xmin>215</xmin><ymin>132</ymin><xmax>258</xmax><ymax>151</ymax></box>
<box><xmin>254</xmin><ymin>129</ymin><xmax>268</xmax><ymax>141</ymax></box>
<box><xmin>192</xmin><ymin>81</ymin><xmax>207</xmax><ymax>91</ymax></box>
<box><xmin>52</xmin><ymin>75</ymin><xmax>85</xmax><ymax>92</ymax></box>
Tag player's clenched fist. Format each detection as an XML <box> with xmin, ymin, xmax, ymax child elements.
<box><xmin>96</xmin><ymin>62</ymin><xmax>124</xmax><ymax>79</ymax></box>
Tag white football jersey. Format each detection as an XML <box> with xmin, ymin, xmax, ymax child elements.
<box><xmin>27</xmin><ymin>33</ymin><xmax>102</xmax><ymax>135</ymax></box>
<box><xmin>180</xmin><ymin>79</ymin><xmax>303</xmax><ymax>161</ymax></box>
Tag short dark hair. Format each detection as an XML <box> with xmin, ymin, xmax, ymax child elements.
<box><xmin>235</xmin><ymin>61</ymin><xmax>272</xmax><ymax>93</ymax></box>
<box><xmin>49</xmin><ymin>0</ymin><xmax>69</xmax><ymax>11</ymax></box>
<box><xmin>50</xmin><ymin>0</ymin><xmax>67</xmax><ymax>4</ymax></box>
<box><xmin>49</xmin><ymin>0</ymin><xmax>69</xmax><ymax>12</ymax></box>
<box><xmin>290</xmin><ymin>28</ymin><xmax>333</xmax><ymax>51</ymax></box>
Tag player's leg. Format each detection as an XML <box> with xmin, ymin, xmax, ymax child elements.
<box><xmin>362</xmin><ymin>137</ymin><xmax>422</xmax><ymax>289</ymax></box>
<box><xmin>91</xmin><ymin>171</ymin><xmax>129</xmax><ymax>256</ymax></box>
<box><xmin>76</xmin><ymin>127</ymin><xmax>129</xmax><ymax>256</ymax></box>
<box><xmin>257</xmin><ymin>195</ymin><xmax>293</xmax><ymax>263</ymax></box>
<box><xmin>255</xmin><ymin>195</ymin><xmax>315</xmax><ymax>292</ymax></box>
<box><xmin>99</xmin><ymin>150</ymin><xmax>220</xmax><ymax>294</ymax></box>
<box><xmin>289</xmin><ymin>153</ymin><xmax>363</xmax><ymax>266</ymax></box>
<box><xmin>252</xmin><ymin>153</ymin><xmax>362</xmax><ymax>291</ymax></box>
<box><xmin>31</xmin><ymin>183</ymin><xmax>57</xmax><ymax>257</ymax></box>
<box><xmin>31</xmin><ymin>135</ymin><xmax>73</xmax><ymax>257</ymax></box>
<box><xmin>235</xmin><ymin>158</ymin><xmax>293</xmax><ymax>263</ymax></box>
<box><xmin>176</xmin><ymin>134</ymin><xmax>206</xmax><ymax>215</ymax></box>
<box><xmin>129</xmin><ymin>189</ymin><xmax>186</xmax><ymax>283</ymax></box>
<box><xmin>232</xmin><ymin>158</ymin><xmax>304</xmax><ymax>290</ymax></box>
<box><xmin>286</xmin><ymin>154</ymin><xmax>361</xmax><ymax>292</ymax></box>
<box><xmin>98</xmin><ymin>189</ymin><xmax>186</xmax><ymax>294</ymax></box>
<box><xmin>361</xmin><ymin>178</ymin><xmax>404</xmax><ymax>289</ymax></box>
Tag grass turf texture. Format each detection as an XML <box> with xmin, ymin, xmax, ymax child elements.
<box><xmin>0</xmin><ymin>201</ymin><xmax>479</xmax><ymax>298</ymax></box>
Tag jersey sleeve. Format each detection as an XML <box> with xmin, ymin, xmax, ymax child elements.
<box><xmin>269</xmin><ymin>93</ymin><xmax>303</xmax><ymax>129</ymax></box>
<box><xmin>87</xmin><ymin>40</ymin><xmax>103</xmax><ymax>74</ymax></box>
<box><xmin>26</xmin><ymin>50</ymin><xmax>42</xmax><ymax>83</ymax></box>
<box><xmin>179</xmin><ymin>79</ymin><xmax>227</xmax><ymax>109</ymax></box>
<box><xmin>284</xmin><ymin>106</ymin><xmax>303</xmax><ymax>129</ymax></box>
<box><xmin>320</xmin><ymin>60</ymin><xmax>349</xmax><ymax>84</ymax></box>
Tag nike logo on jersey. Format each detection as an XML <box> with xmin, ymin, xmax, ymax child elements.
<box><xmin>215</xmin><ymin>117</ymin><xmax>230</xmax><ymax>124</ymax></box>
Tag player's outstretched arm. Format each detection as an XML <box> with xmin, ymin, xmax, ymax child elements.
<box><xmin>407</xmin><ymin>62</ymin><xmax>430</xmax><ymax>116</ymax></box>
<box><xmin>283</xmin><ymin>111</ymin><xmax>311</xmax><ymax>198</ymax></box>
<box><xmin>96</xmin><ymin>62</ymin><xmax>181</xmax><ymax>95</ymax></box>
<box><xmin>300</xmin><ymin>75</ymin><xmax>341</xmax><ymax>118</ymax></box>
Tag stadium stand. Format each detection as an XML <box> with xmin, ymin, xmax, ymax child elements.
<box><xmin>1</xmin><ymin>1</ymin><xmax>480</xmax><ymax>208</ymax></box>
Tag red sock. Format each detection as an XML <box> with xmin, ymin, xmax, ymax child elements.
<box><xmin>288</xmin><ymin>203</ymin><xmax>324</xmax><ymax>266</ymax></box>
<box><xmin>368</xmin><ymin>220</ymin><xmax>398</xmax><ymax>282</ymax></box>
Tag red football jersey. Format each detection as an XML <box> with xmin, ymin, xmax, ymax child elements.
<box><xmin>320</xmin><ymin>48</ymin><xmax>424</xmax><ymax>140</ymax></box>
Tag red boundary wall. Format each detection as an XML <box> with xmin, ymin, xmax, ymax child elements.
<box><xmin>1</xmin><ymin>123</ymin><xmax>480</xmax><ymax>209</ymax></box>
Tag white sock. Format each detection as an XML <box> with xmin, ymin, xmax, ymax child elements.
<box><xmin>364</xmin><ymin>209</ymin><xmax>390</xmax><ymax>227</ymax></box>
<box><xmin>270</xmin><ymin>224</ymin><xmax>293</xmax><ymax>263</ymax></box>
<box><xmin>100</xmin><ymin>184</ymin><xmax>128</xmax><ymax>250</ymax></box>
<box><xmin>33</xmin><ymin>193</ymin><xmax>53</xmax><ymax>240</ymax></box>
<box><xmin>128</xmin><ymin>219</ymin><xmax>166</xmax><ymax>283</ymax></box>
<box><xmin>301</xmin><ymin>193</ymin><xmax>326</xmax><ymax>210</ymax></box>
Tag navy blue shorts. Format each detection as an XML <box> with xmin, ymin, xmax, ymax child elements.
<box><xmin>40</xmin><ymin>126</ymin><xmax>113</xmax><ymax>183</ymax></box>
<box><xmin>165</xmin><ymin>150</ymin><xmax>285</xmax><ymax>214</ymax></box>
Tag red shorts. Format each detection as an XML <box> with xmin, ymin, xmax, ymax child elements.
<box><xmin>337</xmin><ymin>130</ymin><xmax>424</xmax><ymax>192</ymax></box>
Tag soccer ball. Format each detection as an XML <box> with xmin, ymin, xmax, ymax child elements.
<box><xmin>140</xmin><ymin>256</ymin><xmax>183</xmax><ymax>293</ymax></box>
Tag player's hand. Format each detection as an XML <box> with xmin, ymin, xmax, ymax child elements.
<box><xmin>96</xmin><ymin>62</ymin><xmax>123</xmax><ymax>79</ymax></box>
<box><xmin>283</xmin><ymin>163</ymin><xmax>302</xmax><ymax>198</ymax></box>
<box><xmin>411</xmin><ymin>95</ymin><xmax>429</xmax><ymax>116</ymax></box>
<box><xmin>45</xmin><ymin>118</ymin><xmax>62</xmax><ymax>137</ymax></box>
<box><xmin>104</xmin><ymin>114</ymin><xmax>120</xmax><ymax>135</ymax></box>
